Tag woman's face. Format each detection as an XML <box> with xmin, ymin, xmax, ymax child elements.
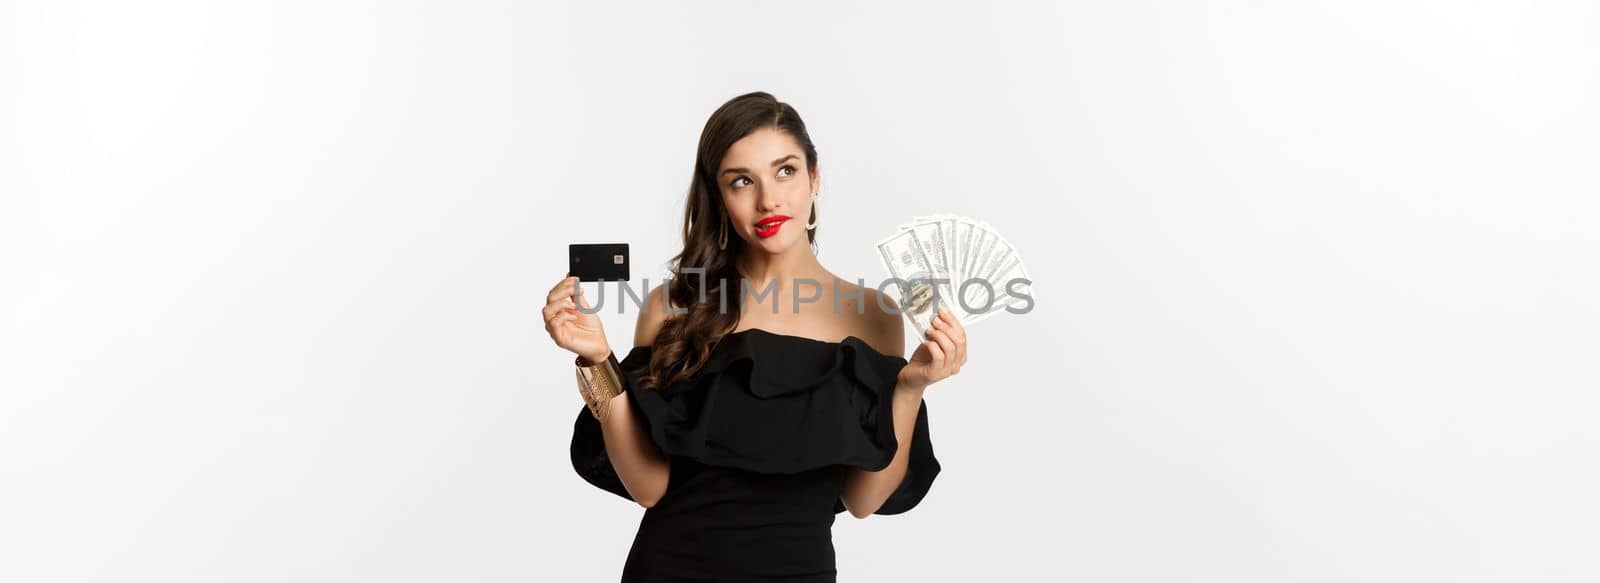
<box><xmin>716</xmin><ymin>127</ymin><xmax>819</xmax><ymax>254</ymax></box>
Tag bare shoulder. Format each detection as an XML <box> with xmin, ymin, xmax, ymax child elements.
<box><xmin>634</xmin><ymin>282</ymin><xmax>676</xmax><ymax>347</ymax></box>
<box><xmin>853</xmin><ymin>285</ymin><xmax>905</xmax><ymax>359</ymax></box>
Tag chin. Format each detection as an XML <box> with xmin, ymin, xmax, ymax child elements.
<box><xmin>751</xmin><ymin>231</ymin><xmax>802</xmax><ymax>253</ymax></box>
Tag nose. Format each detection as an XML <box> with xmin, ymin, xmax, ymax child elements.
<box><xmin>755</xmin><ymin>183</ymin><xmax>782</xmax><ymax>212</ymax></box>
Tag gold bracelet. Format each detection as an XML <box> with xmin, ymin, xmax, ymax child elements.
<box><xmin>575</xmin><ymin>352</ymin><xmax>624</xmax><ymax>423</ymax></box>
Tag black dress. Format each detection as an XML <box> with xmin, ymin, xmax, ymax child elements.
<box><xmin>570</xmin><ymin>327</ymin><xmax>941</xmax><ymax>582</ymax></box>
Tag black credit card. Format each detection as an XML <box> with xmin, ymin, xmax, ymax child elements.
<box><xmin>568</xmin><ymin>243</ymin><xmax>630</xmax><ymax>282</ymax></box>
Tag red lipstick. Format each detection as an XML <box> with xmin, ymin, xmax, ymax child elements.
<box><xmin>753</xmin><ymin>215</ymin><xmax>790</xmax><ymax>239</ymax></box>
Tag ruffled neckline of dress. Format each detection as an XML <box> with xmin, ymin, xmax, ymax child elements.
<box><xmin>570</xmin><ymin>326</ymin><xmax>941</xmax><ymax>515</ymax></box>
<box><xmin>615</xmin><ymin>327</ymin><xmax>913</xmax><ymax>475</ymax></box>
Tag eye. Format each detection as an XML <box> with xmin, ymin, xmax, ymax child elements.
<box><xmin>730</xmin><ymin>176</ymin><xmax>751</xmax><ymax>188</ymax></box>
<box><xmin>779</xmin><ymin>165</ymin><xmax>795</xmax><ymax>177</ymax></box>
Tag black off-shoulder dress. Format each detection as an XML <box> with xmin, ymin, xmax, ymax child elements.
<box><xmin>569</xmin><ymin>327</ymin><xmax>940</xmax><ymax>582</ymax></box>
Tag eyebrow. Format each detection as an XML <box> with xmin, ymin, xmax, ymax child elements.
<box><xmin>720</xmin><ymin>154</ymin><xmax>799</xmax><ymax>176</ymax></box>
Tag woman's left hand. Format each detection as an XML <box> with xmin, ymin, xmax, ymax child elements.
<box><xmin>899</xmin><ymin>305</ymin><xmax>967</xmax><ymax>390</ymax></box>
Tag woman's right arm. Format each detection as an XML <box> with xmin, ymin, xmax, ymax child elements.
<box><xmin>544</xmin><ymin>277</ymin><xmax>672</xmax><ymax>508</ymax></box>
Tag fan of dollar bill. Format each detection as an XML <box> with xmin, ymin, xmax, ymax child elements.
<box><xmin>876</xmin><ymin>214</ymin><xmax>1032</xmax><ymax>339</ymax></box>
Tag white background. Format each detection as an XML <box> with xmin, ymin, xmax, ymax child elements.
<box><xmin>4</xmin><ymin>1</ymin><xmax>1597</xmax><ymax>581</ymax></box>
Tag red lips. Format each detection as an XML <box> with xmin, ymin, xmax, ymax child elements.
<box><xmin>754</xmin><ymin>215</ymin><xmax>790</xmax><ymax>239</ymax></box>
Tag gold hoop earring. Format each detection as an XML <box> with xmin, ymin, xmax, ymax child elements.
<box><xmin>717</xmin><ymin>217</ymin><xmax>729</xmax><ymax>250</ymax></box>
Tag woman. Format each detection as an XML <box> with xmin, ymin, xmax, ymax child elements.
<box><xmin>541</xmin><ymin>91</ymin><xmax>968</xmax><ymax>581</ymax></box>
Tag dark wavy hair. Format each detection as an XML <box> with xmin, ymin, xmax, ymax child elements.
<box><xmin>639</xmin><ymin>91</ymin><xmax>820</xmax><ymax>391</ymax></box>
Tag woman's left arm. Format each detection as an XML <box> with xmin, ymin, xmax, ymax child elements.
<box><xmin>841</xmin><ymin>305</ymin><xmax>965</xmax><ymax>518</ymax></box>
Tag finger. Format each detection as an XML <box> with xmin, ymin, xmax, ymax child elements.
<box><xmin>929</xmin><ymin>329</ymin><xmax>957</xmax><ymax>374</ymax></box>
<box><xmin>545</xmin><ymin>277</ymin><xmax>572</xmax><ymax>305</ymax></box>
<box><xmin>549</xmin><ymin>311</ymin><xmax>577</xmax><ymax>331</ymax></box>
<box><xmin>943</xmin><ymin>309</ymin><xmax>966</xmax><ymax>344</ymax></box>
<box><xmin>939</xmin><ymin>310</ymin><xmax>966</xmax><ymax>368</ymax></box>
<box><xmin>542</xmin><ymin>300</ymin><xmax>570</xmax><ymax>322</ymax></box>
<box><xmin>548</xmin><ymin>303</ymin><xmax>578</xmax><ymax>324</ymax></box>
<box><xmin>951</xmin><ymin>322</ymin><xmax>966</xmax><ymax>368</ymax></box>
<box><xmin>546</xmin><ymin>276</ymin><xmax>578</xmax><ymax>304</ymax></box>
<box><xmin>927</xmin><ymin>327</ymin><xmax>953</xmax><ymax>351</ymax></box>
<box><xmin>939</xmin><ymin>329</ymin><xmax>962</xmax><ymax>375</ymax></box>
<box><xmin>923</xmin><ymin>337</ymin><xmax>945</xmax><ymax>369</ymax></box>
<box><xmin>908</xmin><ymin>341</ymin><xmax>932</xmax><ymax>364</ymax></box>
<box><xmin>952</xmin><ymin>337</ymin><xmax>964</xmax><ymax>374</ymax></box>
<box><xmin>573</xmin><ymin>288</ymin><xmax>594</xmax><ymax>313</ymax></box>
<box><xmin>922</xmin><ymin>340</ymin><xmax>946</xmax><ymax>381</ymax></box>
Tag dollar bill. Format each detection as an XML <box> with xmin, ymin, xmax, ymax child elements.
<box><xmin>907</xmin><ymin>219</ymin><xmax>962</xmax><ymax>319</ymax></box>
<box><xmin>875</xmin><ymin>228</ymin><xmax>955</xmax><ymax>339</ymax></box>
<box><xmin>941</xmin><ymin>215</ymin><xmax>958</xmax><ymax>284</ymax></box>
<box><xmin>879</xmin><ymin>215</ymin><xmax>1032</xmax><ymax>331</ymax></box>
<box><xmin>964</xmin><ymin>223</ymin><xmax>996</xmax><ymax>299</ymax></box>
<box><xmin>952</xmin><ymin>218</ymin><xmax>978</xmax><ymax>291</ymax></box>
<box><xmin>914</xmin><ymin>214</ymin><xmax>961</xmax><ymax>285</ymax></box>
<box><xmin>961</xmin><ymin>232</ymin><xmax>1032</xmax><ymax>325</ymax></box>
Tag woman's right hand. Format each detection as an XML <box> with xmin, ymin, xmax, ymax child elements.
<box><xmin>543</xmin><ymin>276</ymin><xmax>611</xmax><ymax>363</ymax></box>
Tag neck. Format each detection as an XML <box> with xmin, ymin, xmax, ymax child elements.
<box><xmin>735</xmin><ymin>239</ymin><xmax>826</xmax><ymax>292</ymax></box>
